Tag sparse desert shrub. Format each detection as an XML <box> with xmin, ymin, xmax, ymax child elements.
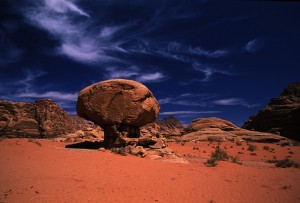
<box><xmin>205</xmin><ymin>144</ymin><xmax>229</xmax><ymax>167</ymax></box>
<box><xmin>273</xmin><ymin>155</ymin><xmax>277</xmax><ymax>160</ymax></box>
<box><xmin>288</xmin><ymin>151</ymin><xmax>294</xmax><ymax>154</ymax></box>
<box><xmin>274</xmin><ymin>158</ymin><xmax>300</xmax><ymax>168</ymax></box>
<box><xmin>210</xmin><ymin>145</ymin><xmax>229</xmax><ymax>161</ymax></box>
<box><xmin>230</xmin><ymin>146</ymin><xmax>233</xmax><ymax>148</ymax></box>
<box><xmin>229</xmin><ymin>156</ymin><xmax>242</xmax><ymax>165</ymax></box>
<box><xmin>238</xmin><ymin>151</ymin><xmax>244</xmax><ymax>154</ymax></box>
<box><xmin>181</xmin><ymin>142</ymin><xmax>186</xmax><ymax>146</ymax></box>
<box><xmin>263</xmin><ymin>146</ymin><xmax>270</xmax><ymax>151</ymax></box>
<box><xmin>266</xmin><ymin>159</ymin><xmax>278</xmax><ymax>164</ymax></box>
<box><xmin>204</xmin><ymin>158</ymin><xmax>217</xmax><ymax>167</ymax></box>
<box><xmin>248</xmin><ymin>144</ymin><xmax>257</xmax><ymax>152</ymax></box>
<box><xmin>250</xmin><ymin>152</ymin><xmax>257</xmax><ymax>156</ymax></box>
<box><xmin>193</xmin><ymin>146</ymin><xmax>199</xmax><ymax>150</ymax></box>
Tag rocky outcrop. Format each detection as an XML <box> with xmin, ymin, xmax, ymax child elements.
<box><xmin>0</xmin><ymin>100</ymin><xmax>39</xmax><ymax>137</ymax></box>
<box><xmin>157</xmin><ymin>115</ymin><xmax>185</xmax><ymax>137</ymax></box>
<box><xmin>35</xmin><ymin>99</ymin><xmax>73</xmax><ymax>137</ymax></box>
<box><xmin>0</xmin><ymin>99</ymin><xmax>73</xmax><ymax>138</ymax></box>
<box><xmin>140</xmin><ymin>116</ymin><xmax>185</xmax><ymax>138</ymax></box>
<box><xmin>242</xmin><ymin>82</ymin><xmax>300</xmax><ymax>141</ymax></box>
<box><xmin>65</xmin><ymin>124</ymin><xmax>104</xmax><ymax>142</ymax></box>
<box><xmin>182</xmin><ymin>117</ymin><xmax>287</xmax><ymax>143</ymax></box>
<box><xmin>76</xmin><ymin>79</ymin><xmax>160</xmax><ymax>147</ymax></box>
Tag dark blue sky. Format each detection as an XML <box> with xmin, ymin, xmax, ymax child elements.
<box><xmin>1</xmin><ymin>0</ymin><xmax>299</xmax><ymax>126</ymax></box>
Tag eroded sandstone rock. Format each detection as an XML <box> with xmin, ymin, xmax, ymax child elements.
<box><xmin>242</xmin><ymin>82</ymin><xmax>300</xmax><ymax>141</ymax></box>
<box><xmin>0</xmin><ymin>99</ymin><xmax>73</xmax><ymax>138</ymax></box>
<box><xmin>76</xmin><ymin>79</ymin><xmax>160</xmax><ymax>147</ymax></box>
<box><xmin>182</xmin><ymin>117</ymin><xmax>286</xmax><ymax>143</ymax></box>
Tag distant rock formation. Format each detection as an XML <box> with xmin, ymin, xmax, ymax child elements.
<box><xmin>76</xmin><ymin>79</ymin><xmax>160</xmax><ymax>147</ymax></box>
<box><xmin>140</xmin><ymin>116</ymin><xmax>185</xmax><ymax>138</ymax></box>
<box><xmin>242</xmin><ymin>82</ymin><xmax>300</xmax><ymax>141</ymax></box>
<box><xmin>157</xmin><ymin>115</ymin><xmax>185</xmax><ymax>136</ymax></box>
<box><xmin>0</xmin><ymin>99</ymin><xmax>73</xmax><ymax>138</ymax></box>
<box><xmin>182</xmin><ymin>117</ymin><xmax>286</xmax><ymax>143</ymax></box>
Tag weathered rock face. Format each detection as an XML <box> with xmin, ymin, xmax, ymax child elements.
<box><xmin>77</xmin><ymin>79</ymin><xmax>160</xmax><ymax>145</ymax></box>
<box><xmin>35</xmin><ymin>99</ymin><xmax>73</xmax><ymax>137</ymax></box>
<box><xmin>157</xmin><ymin>115</ymin><xmax>185</xmax><ymax>136</ymax></box>
<box><xmin>140</xmin><ymin>116</ymin><xmax>184</xmax><ymax>138</ymax></box>
<box><xmin>0</xmin><ymin>99</ymin><xmax>73</xmax><ymax>138</ymax></box>
<box><xmin>242</xmin><ymin>82</ymin><xmax>300</xmax><ymax>141</ymax></box>
<box><xmin>182</xmin><ymin>117</ymin><xmax>286</xmax><ymax>143</ymax></box>
<box><xmin>0</xmin><ymin>101</ymin><xmax>39</xmax><ymax>137</ymax></box>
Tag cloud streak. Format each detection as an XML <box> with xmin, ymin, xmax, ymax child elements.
<box><xmin>22</xmin><ymin>0</ymin><xmax>128</xmax><ymax>64</ymax></box>
<box><xmin>244</xmin><ymin>38</ymin><xmax>262</xmax><ymax>53</ymax></box>
<box><xmin>158</xmin><ymin>93</ymin><xmax>216</xmax><ymax>106</ymax></box>
<box><xmin>105</xmin><ymin>66</ymin><xmax>167</xmax><ymax>83</ymax></box>
<box><xmin>160</xmin><ymin>111</ymin><xmax>219</xmax><ymax>116</ymax></box>
<box><xmin>213</xmin><ymin>98</ymin><xmax>259</xmax><ymax>108</ymax></box>
<box><xmin>17</xmin><ymin>91</ymin><xmax>77</xmax><ymax>101</ymax></box>
<box><xmin>192</xmin><ymin>62</ymin><xmax>233</xmax><ymax>82</ymax></box>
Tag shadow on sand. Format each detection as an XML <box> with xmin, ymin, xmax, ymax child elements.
<box><xmin>65</xmin><ymin>141</ymin><xmax>107</xmax><ymax>150</ymax></box>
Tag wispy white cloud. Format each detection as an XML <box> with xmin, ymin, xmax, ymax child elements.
<box><xmin>105</xmin><ymin>66</ymin><xmax>139</xmax><ymax>79</ymax></box>
<box><xmin>192</xmin><ymin>62</ymin><xmax>233</xmax><ymax>82</ymax></box>
<box><xmin>99</xmin><ymin>22</ymin><xmax>136</xmax><ymax>39</ymax></box>
<box><xmin>138</xmin><ymin>72</ymin><xmax>165</xmax><ymax>83</ymax></box>
<box><xmin>188</xmin><ymin>46</ymin><xmax>228</xmax><ymax>58</ymax></box>
<box><xmin>158</xmin><ymin>93</ymin><xmax>216</xmax><ymax>106</ymax></box>
<box><xmin>17</xmin><ymin>91</ymin><xmax>77</xmax><ymax>101</ymax></box>
<box><xmin>160</xmin><ymin>110</ymin><xmax>219</xmax><ymax>116</ymax></box>
<box><xmin>167</xmin><ymin>41</ymin><xmax>229</xmax><ymax>58</ymax></box>
<box><xmin>45</xmin><ymin>0</ymin><xmax>90</xmax><ymax>17</ymax></box>
<box><xmin>105</xmin><ymin>66</ymin><xmax>167</xmax><ymax>83</ymax></box>
<box><xmin>244</xmin><ymin>38</ymin><xmax>262</xmax><ymax>53</ymax></box>
<box><xmin>213</xmin><ymin>98</ymin><xmax>259</xmax><ymax>108</ymax></box>
<box><xmin>22</xmin><ymin>0</ymin><xmax>129</xmax><ymax>64</ymax></box>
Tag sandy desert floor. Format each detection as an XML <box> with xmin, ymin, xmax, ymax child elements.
<box><xmin>0</xmin><ymin>138</ymin><xmax>300</xmax><ymax>203</ymax></box>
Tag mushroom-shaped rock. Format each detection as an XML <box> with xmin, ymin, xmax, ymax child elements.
<box><xmin>76</xmin><ymin>79</ymin><xmax>160</xmax><ymax>144</ymax></box>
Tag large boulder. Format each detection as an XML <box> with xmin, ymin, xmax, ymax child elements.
<box><xmin>0</xmin><ymin>99</ymin><xmax>73</xmax><ymax>138</ymax></box>
<box><xmin>242</xmin><ymin>82</ymin><xmax>300</xmax><ymax>141</ymax></box>
<box><xmin>76</xmin><ymin>79</ymin><xmax>160</xmax><ymax>145</ymax></box>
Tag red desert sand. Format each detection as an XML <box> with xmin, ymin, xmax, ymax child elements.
<box><xmin>1</xmin><ymin>138</ymin><xmax>300</xmax><ymax>203</ymax></box>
